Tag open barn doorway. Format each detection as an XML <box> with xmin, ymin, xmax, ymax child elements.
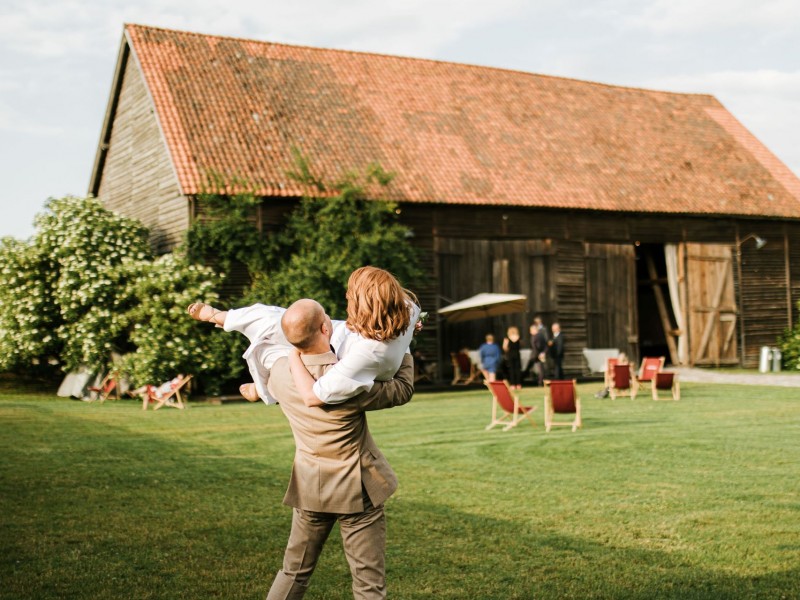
<box><xmin>635</xmin><ymin>244</ymin><xmax>679</xmax><ymax>366</ymax></box>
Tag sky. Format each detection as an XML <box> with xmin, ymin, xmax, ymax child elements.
<box><xmin>1</xmin><ymin>0</ymin><xmax>798</xmax><ymax>240</ymax></box>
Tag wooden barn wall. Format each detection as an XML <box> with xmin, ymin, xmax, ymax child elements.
<box><xmin>556</xmin><ymin>240</ymin><xmax>589</xmax><ymax>374</ymax></box>
<box><xmin>585</xmin><ymin>243</ymin><xmax>638</xmax><ymax>361</ymax></box>
<box><xmin>401</xmin><ymin>204</ymin><xmax>799</xmax><ymax>374</ymax></box>
<box><xmin>97</xmin><ymin>53</ymin><xmax>187</xmax><ymax>253</ymax></box>
<box><xmin>789</xmin><ymin>223</ymin><xmax>800</xmax><ymax>327</ymax></box>
<box><xmin>737</xmin><ymin>224</ymin><xmax>796</xmax><ymax>367</ymax></box>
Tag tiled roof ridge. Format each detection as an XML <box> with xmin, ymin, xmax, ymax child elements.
<box><xmin>123</xmin><ymin>22</ymin><xmax>717</xmax><ymax>102</ymax></box>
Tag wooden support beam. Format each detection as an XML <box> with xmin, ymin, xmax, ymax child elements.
<box><xmin>645</xmin><ymin>253</ymin><xmax>679</xmax><ymax>365</ymax></box>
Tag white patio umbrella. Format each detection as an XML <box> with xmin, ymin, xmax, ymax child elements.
<box><xmin>438</xmin><ymin>293</ymin><xmax>528</xmax><ymax>323</ymax></box>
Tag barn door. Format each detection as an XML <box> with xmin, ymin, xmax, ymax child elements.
<box><xmin>682</xmin><ymin>243</ymin><xmax>738</xmax><ymax>365</ymax></box>
<box><xmin>585</xmin><ymin>243</ymin><xmax>638</xmax><ymax>360</ymax></box>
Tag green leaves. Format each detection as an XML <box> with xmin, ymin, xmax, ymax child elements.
<box><xmin>246</xmin><ymin>156</ymin><xmax>420</xmax><ymax>318</ymax></box>
<box><xmin>778</xmin><ymin>306</ymin><xmax>800</xmax><ymax>371</ymax></box>
<box><xmin>0</xmin><ymin>196</ymin><xmax>243</xmax><ymax>393</ymax></box>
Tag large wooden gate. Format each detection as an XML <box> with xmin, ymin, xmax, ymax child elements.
<box><xmin>682</xmin><ymin>243</ymin><xmax>738</xmax><ymax>365</ymax></box>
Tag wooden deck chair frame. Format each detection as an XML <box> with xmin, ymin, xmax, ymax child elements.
<box><xmin>86</xmin><ymin>372</ymin><xmax>120</xmax><ymax>403</ymax></box>
<box><xmin>485</xmin><ymin>380</ymin><xmax>536</xmax><ymax>431</ymax></box>
<box><xmin>651</xmin><ymin>371</ymin><xmax>680</xmax><ymax>401</ymax></box>
<box><xmin>414</xmin><ymin>359</ymin><xmax>434</xmax><ymax>384</ymax></box>
<box><xmin>451</xmin><ymin>351</ymin><xmax>481</xmax><ymax>385</ymax></box>
<box><xmin>143</xmin><ymin>375</ymin><xmax>193</xmax><ymax>410</ymax></box>
<box><xmin>544</xmin><ymin>380</ymin><xmax>582</xmax><ymax>432</ymax></box>
<box><xmin>637</xmin><ymin>356</ymin><xmax>665</xmax><ymax>391</ymax></box>
<box><xmin>609</xmin><ymin>364</ymin><xmax>639</xmax><ymax>400</ymax></box>
<box><xmin>604</xmin><ymin>357</ymin><xmax>619</xmax><ymax>389</ymax></box>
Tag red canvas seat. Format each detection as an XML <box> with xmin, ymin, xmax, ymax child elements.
<box><xmin>451</xmin><ymin>351</ymin><xmax>481</xmax><ymax>385</ymax></box>
<box><xmin>485</xmin><ymin>380</ymin><xmax>536</xmax><ymax>431</ymax></box>
<box><xmin>610</xmin><ymin>364</ymin><xmax>638</xmax><ymax>400</ymax></box>
<box><xmin>638</xmin><ymin>356</ymin><xmax>665</xmax><ymax>391</ymax></box>
<box><xmin>86</xmin><ymin>372</ymin><xmax>120</xmax><ymax>403</ymax></box>
<box><xmin>651</xmin><ymin>371</ymin><xmax>680</xmax><ymax>401</ymax></box>
<box><xmin>544</xmin><ymin>380</ymin><xmax>582</xmax><ymax>432</ymax></box>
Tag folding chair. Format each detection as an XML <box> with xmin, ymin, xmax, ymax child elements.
<box><xmin>485</xmin><ymin>380</ymin><xmax>536</xmax><ymax>431</ymax></box>
<box><xmin>451</xmin><ymin>351</ymin><xmax>481</xmax><ymax>385</ymax></box>
<box><xmin>143</xmin><ymin>375</ymin><xmax>192</xmax><ymax>410</ymax></box>
<box><xmin>86</xmin><ymin>372</ymin><xmax>120</xmax><ymax>403</ymax></box>
<box><xmin>651</xmin><ymin>372</ymin><xmax>680</xmax><ymax>401</ymax></box>
<box><xmin>604</xmin><ymin>357</ymin><xmax>619</xmax><ymax>389</ymax></box>
<box><xmin>609</xmin><ymin>364</ymin><xmax>638</xmax><ymax>400</ymax></box>
<box><xmin>638</xmin><ymin>356</ymin><xmax>665</xmax><ymax>391</ymax></box>
<box><xmin>544</xmin><ymin>380</ymin><xmax>582</xmax><ymax>432</ymax></box>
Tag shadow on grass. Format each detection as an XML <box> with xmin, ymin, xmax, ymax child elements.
<box><xmin>386</xmin><ymin>498</ymin><xmax>799</xmax><ymax>600</ymax></box>
<box><xmin>0</xmin><ymin>401</ymin><xmax>294</xmax><ymax>600</ymax></box>
<box><xmin>3</xmin><ymin>397</ymin><xmax>799</xmax><ymax>600</ymax></box>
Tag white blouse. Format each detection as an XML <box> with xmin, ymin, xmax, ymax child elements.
<box><xmin>224</xmin><ymin>302</ymin><xmax>420</xmax><ymax>405</ymax></box>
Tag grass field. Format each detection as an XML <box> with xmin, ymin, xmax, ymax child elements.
<box><xmin>1</xmin><ymin>382</ymin><xmax>799</xmax><ymax>599</ymax></box>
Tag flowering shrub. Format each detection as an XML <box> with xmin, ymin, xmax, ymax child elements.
<box><xmin>0</xmin><ymin>237</ymin><xmax>60</xmax><ymax>371</ymax></box>
<box><xmin>0</xmin><ymin>196</ymin><xmax>243</xmax><ymax>393</ymax></box>
<box><xmin>119</xmin><ymin>254</ymin><xmax>244</xmax><ymax>394</ymax></box>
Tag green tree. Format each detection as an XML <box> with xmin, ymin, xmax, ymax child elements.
<box><xmin>245</xmin><ymin>158</ymin><xmax>420</xmax><ymax>318</ymax></box>
<box><xmin>779</xmin><ymin>306</ymin><xmax>800</xmax><ymax>371</ymax></box>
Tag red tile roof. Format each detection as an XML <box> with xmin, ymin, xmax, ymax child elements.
<box><xmin>123</xmin><ymin>24</ymin><xmax>800</xmax><ymax>218</ymax></box>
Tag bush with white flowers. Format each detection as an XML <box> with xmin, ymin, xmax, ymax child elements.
<box><xmin>0</xmin><ymin>196</ymin><xmax>243</xmax><ymax>392</ymax></box>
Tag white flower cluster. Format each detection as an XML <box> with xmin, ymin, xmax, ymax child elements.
<box><xmin>0</xmin><ymin>197</ymin><xmax>241</xmax><ymax>389</ymax></box>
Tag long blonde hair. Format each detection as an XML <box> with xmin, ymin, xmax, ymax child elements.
<box><xmin>345</xmin><ymin>266</ymin><xmax>418</xmax><ymax>341</ymax></box>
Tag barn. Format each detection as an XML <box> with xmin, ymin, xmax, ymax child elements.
<box><xmin>90</xmin><ymin>24</ymin><xmax>800</xmax><ymax>378</ymax></box>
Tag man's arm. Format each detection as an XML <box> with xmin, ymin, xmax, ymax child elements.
<box><xmin>352</xmin><ymin>354</ymin><xmax>414</xmax><ymax>412</ymax></box>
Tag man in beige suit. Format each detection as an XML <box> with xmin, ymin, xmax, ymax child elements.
<box><xmin>265</xmin><ymin>299</ymin><xmax>414</xmax><ymax>600</ymax></box>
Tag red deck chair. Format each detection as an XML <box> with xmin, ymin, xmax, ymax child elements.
<box><xmin>609</xmin><ymin>364</ymin><xmax>638</xmax><ymax>400</ymax></box>
<box><xmin>485</xmin><ymin>380</ymin><xmax>536</xmax><ymax>431</ymax></box>
<box><xmin>651</xmin><ymin>371</ymin><xmax>680</xmax><ymax>401</ymax></box>
<box><xmin>142</xmin><ymin>375</ymin><xmax>192</xmax><ymax>410</ymax></box>
<box><xmin>544</xmin><ymin>380</ymin><xmax>582</xmax><ymax>432</ymax></box>
<box><xmin>638</xmin><ymin>356</ymin><xmax>665</xmax><ymax>391</ymax></box>
<box><xmin>451</xmin><ymin>351</ymin><xmax>481</xmax><ymax>385</ymax></box>
<box><xmin>86</xmin><ymin>372</ymin><xmax>120</xmax><ymax>403</ymax></box>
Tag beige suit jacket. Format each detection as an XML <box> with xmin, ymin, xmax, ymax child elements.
<box><xmin>267</xmin><ymin>352</ymin><xmax>414</xmax><ymax>514</ymax></box>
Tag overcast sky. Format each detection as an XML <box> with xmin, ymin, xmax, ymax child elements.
<box><xmin>1</xmin><ymin>0</ymin><xmax>798</xmax><ymax>240</ymax></box>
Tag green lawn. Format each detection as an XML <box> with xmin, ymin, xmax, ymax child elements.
<box><xmin>1</xmin><ymin>383</ymin><xmax>799</xmax><ymax>599</ymax></box>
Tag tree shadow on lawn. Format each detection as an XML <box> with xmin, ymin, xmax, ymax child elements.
<box><xmin>386</xmin><ymin>499</ymin><xmax>800</xmax><ymax>600</ymax></box>
<box><xmin>1</xmin><ymin>403</ymin><xmax>299</xmax><ymax>600</ymax></box>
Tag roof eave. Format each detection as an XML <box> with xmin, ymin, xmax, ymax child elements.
<box><xmin>88</xmin><ymin>32</ymin><xmax>129</xmax><ymax>197</ymax></box>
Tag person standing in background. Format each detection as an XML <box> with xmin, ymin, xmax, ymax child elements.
<box><xmin>548</xmin><ymin>322</ymin><xmax>565</xmax><ymax>380</ymax></box>
<box><xmin>524</xmin><ymin>320</ymin><xmax>547</xmax><ymax>386</ymax></box>
<box><xmin>502</xmin><ymin>326</ymin><xmax>522</xmax><ymax>389</ymax></box>
<box><xmin>478</xmin><ymin>334</ymin><xmax>503</xmax><ymax>382</ymax></box>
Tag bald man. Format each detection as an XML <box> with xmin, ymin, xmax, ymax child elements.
<box><xmin>265</xmin><ymin>299</ymin><xmax>414</xmax><ymax>600</ymax></box>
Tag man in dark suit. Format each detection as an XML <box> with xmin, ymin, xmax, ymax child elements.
<box><xmin>548</xmin><ymin>322</ymin><xmax>565</xmax><ymax>379</ymax></box>
<box><xmin>265</xmin><ymin>299</ymin><xmax>414</xmax><ymax>600</ymax></box>
<box><xmin>526</xmin><ymin>321</ymin><xmax>549</xmax><ymax>386</ymax></box>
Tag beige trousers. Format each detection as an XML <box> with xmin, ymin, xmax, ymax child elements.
<box><xmin>266</xmin><ymin>494</ymin><xmax>386</xmax><ymax>600</ymax></box>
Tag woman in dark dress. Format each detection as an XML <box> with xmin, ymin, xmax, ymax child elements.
<box><xmin>503</xmin><ymin>326</ymin><xmax>523</xmax><ymax>389</ymax></box>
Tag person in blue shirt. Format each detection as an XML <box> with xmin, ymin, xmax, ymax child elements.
<box><xmin>478</xmin><ymin>333</ymin><xmax>503</xmax><ymax>382</ymax></box>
